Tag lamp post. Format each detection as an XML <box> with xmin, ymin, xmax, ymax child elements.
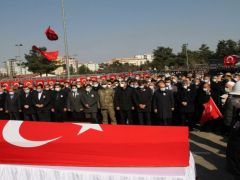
<box><xmin>15</xmin><ymin>43</ymin><xmax>23</xmax><ymax>60</ymax></box>
<box><xmin>185</xmin><ymin>43</ymin><xmax>189</xmax><ymax>71</ymax></box>
<box><xmin>61</xmin><ymin>0</ymin><xmax>70</xmax><ymax>79</ymax></box>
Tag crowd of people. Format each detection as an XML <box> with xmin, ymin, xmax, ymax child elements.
<box><xmin>0</xmin><ymin>71</ymin><xmax>238</xmax><ymax>130</ymax></box>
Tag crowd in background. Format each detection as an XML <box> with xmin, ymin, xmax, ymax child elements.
<box><xmin>0</xmin><ymin>71</ymin><xmax>239</xmax><ymax>132</ymax></box>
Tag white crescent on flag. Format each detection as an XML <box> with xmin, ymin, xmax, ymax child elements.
<box><xmin>2</xmin><ymin>121</ymin><xmax>103</xmax><ymax>148</ymax></box>
<box><xmin>2</xmin><ymin>121</ymin><xmax>61</xmax><ymax>148</ymax></box>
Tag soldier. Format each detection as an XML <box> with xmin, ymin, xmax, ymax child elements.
<box><xmin>152</xmin><ymin>81</ymin><xmax>175</xmax><ymax>125</ymax></box>
<box><xmin>51</xmin><ymin>84</ymin><xmax>67</xmax><ymax>122</ymax></box>
<box><xmin>5</xmin><ymin>87</ymin><xmax>22</xmax><ymax>120</ymax></box>
<box><xmin>32</xmin><ymin>84</ymin><xmax>52</xmax><ymax>121</ymax></box>
<box><xmin>81</xmin><ymin>84</ymin><xmax>99</xmax><ymax>123</ymax></box>
<box><xmin>114</xmin><ymin>81</ymin><xmax>134</xmax><ymax>124</ymax></box>
<box><xmin>21</xmin><ymin>86</ymin><xmax>37</xmax><ymax>121</ymax></box>
<box><xmin>98</xmin><ymin>81</ymin><xmax>117</xmax><ymax>124</ymax></box>
<box><xmin>67</xmin><ymin>85</ymin><xmax>84</xmax><ymax>121</ymax></box>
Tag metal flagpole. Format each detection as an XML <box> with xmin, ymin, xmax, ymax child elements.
<box><xmin>61</xmin><ymin>0</ymin><xmax>70</xmax><ymax>79</ymax></box>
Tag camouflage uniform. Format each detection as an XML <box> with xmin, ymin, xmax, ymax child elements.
<box><xmin>98</xmin><ymin>87</ymin><xmax>117</xmax><ymax>124</ymax></box>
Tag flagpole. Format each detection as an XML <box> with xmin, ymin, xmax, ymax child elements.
<box><xmin>61</xmin><ymin>0</ymin><xmax>70</xmax><ymax>79</ymax></box>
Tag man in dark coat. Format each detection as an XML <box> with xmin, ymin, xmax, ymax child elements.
<box><xmin>0</xmin><ymin>88</ymin><xmax>7</xmax><ymax>119</ymax></box>
<box><xmin>32</xmin><ymin>84</ymin><xmax>52</xmax><ymax>121</ymax></box>
<box><xmin>152</xmin><ymin>81</ymin><xmax>174</xmax><ymax>125</ymax></box>
<box><xmin>21</xmin><ymin>86</ymin><xmax>37</xmax><ymax>121</ymax></box>
<box><xmin>51</xmin><ymin>84</ymin><xmax>67</xmax><ymax>122</ymax></box>
<box><xmin>5</xmin><ymin>87</ymin><xmax>21</xmax><ymax>120</ymax></box>
<box><xmin>81</xmin><ymin>84</ymin><xmax>99</xmax><ymax>123</ymax></box>
<box><xmin>176</xmin><ymin>80</ymin><xmax>196</xmax><ymax>129</ymax></box>
<box><xmin>133</xmin><ymin>80</ymin><xmax>152</xmax><ymax>125</ymax></box>
<box><xmin>67</xmin><ymin>85</ymin><xmax>84</xmax><ymax>121</ymax></box>
<box><xmin>114</xmin><ymin>81</ymin><xmax>134</xmax><ymax>124</ymax></box>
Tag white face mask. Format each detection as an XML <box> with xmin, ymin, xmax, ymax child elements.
<box><xmin>120</xmin><ymin>84</ymin><xmax>125</xmax><ymax>88</ymax></box>
<box><xmin>102</xmin><ymin>85</ymin><xmax>107</xmax><ymax>88</ymax></box>
<box><xmin>77</xmin><ymin>85</ymin><xmax>81</xmax><ymax>88</ymax></box>
<box><xmin>107</xmin><ymin>85</ymin><xmax>112</xmax><ymax>88</ymax></box>
<box><xmin>9</xmin><ymin>92</ymin><xmax>14</xmax><ymax>95</ymax></box>
<box><xmin>166</xmin><ymin>83</ymin><xmax>171</xmax><ymax>87</ymax></box>
<box><xmin>86</xmin><ymin>88</ymin><xmax>91</xmax><ymax>92</ymax></box>
<box><xmin>72</xmin><ymin>88</ymin><xmax>77</xmax><ymax>92</ymax></box>
<box><xmin>25</xmin><ymin>89</ymin><xmax>30</xmax><ymax>94</ymax></box>
<box><xmin>183</xmin><ymin>85</ymin><xmax>188</xmax><ymax>89</ymax></box>
<box><xmin>93</xmin><ymin>84</ymin><xmax>98</xmax><ymax>87</ymax></box>
<box><xmin>0</xmin><ymin>92</ymin><xmax>3</xmax><ymax>95</ymax></box>
<box><xmin>149</xmin><ymin>86</ymin><xmax>154</xmax><ymax>90</ymax></box>
<box><xmin>55</xmin><ymin>88</ymin><xmax>60</xmax><ymax>92</ymax></box>
<box><xmin>203</xmin><ymin>88</ymin><xmax>208</xmax><ymax>92</ymax></box>
<box><xmin>160</xmin><ymin>88</ymin><xmax>166</xmax><ymax>91</ymax></box>
<box><xmin>134</xmin><ymin>85</ymin><xmax>139</xmax><ymax>89</ymax></box>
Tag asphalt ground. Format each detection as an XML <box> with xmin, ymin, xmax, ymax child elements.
<box><xmin>190</xmin><ymin>130</ymin><xmax>236</xmax><ymax>179</ymax></box>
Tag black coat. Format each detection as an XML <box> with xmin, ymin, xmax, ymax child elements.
<box><xmin>114</xmin><ymin>87</ymin><xmax>134</xmax><ymax>111</ymax></box>
<box><xmin>133</xmin><ymin>87</ymin><xmax>152</xmax><ymax>112</ymax></box>
<box><xmin>20</xmin><ymin>91</ymin><xmax>36</xmax><ymax>114</ymax></box>
<box><xmin>176</xmin><ymin>86</ymin><xmax>196</xmax><ymax>113</ymax></box>
<box><xmin>67</xmin><ymin>91</ymin><xmax>84</xmax><ymax>112</ymax></box>
<box><xmin>32</xmin><ymin>90</ymin><xmax>52</xmax><ymax>111</ymax></box>
<box><xmin>152</xmin><ymin>89</ymin><xmax>174</xmax><ymax>120</ymax></box>
<box><xmin>5</xmin><ymin>93</ymin><xmax>21</xmax><ymax>112</ymax></box>
<box><xmin>81</xmin><ymin>90</ymin><xmax>99</xmax><ymax>113</ymax></box>
<box><xmin>52</xmin><ymin>90</ymin><xmax>67</xmax><ymax>111</ymax></box>
<box><xmin>0</xmin><ymin>93</ymin><xmax>6</xmax><ymax>111</ymax></box>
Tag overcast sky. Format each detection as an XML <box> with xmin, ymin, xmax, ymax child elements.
<box><xmin>0</xmin><ymin>0</ymin><xmax>239</xmax><ymax>65</ymax></box>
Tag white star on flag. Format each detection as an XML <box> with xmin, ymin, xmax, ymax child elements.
<box><xmin>73</xmin><ymin>123</ymin><xmax>103</xmax><ymax>135</ymax></box>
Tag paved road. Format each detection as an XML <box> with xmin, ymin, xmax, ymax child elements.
<box><xmin>190</xmin><ymin>131</ymin><xmax>235</xmax><ymax>179</ymax></box>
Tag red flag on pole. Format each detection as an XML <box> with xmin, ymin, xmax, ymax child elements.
<box><xmin>32</xmin><ymin>46</ymin><xmax>58</xmax><ymax>61</ymax></box>
<box><xmin>45</xmin><ymin>26</ymin><xmax>58</xmax><ymax>41</ymax></box>
<box><xmin>200</xmin><ymin>97</ymin><xmax>223</xmax><ymax>125</ymax></box>
<box><xmin>0</xmin><ymin>121</ymin><xmax>189</xmax><ymax>167</ymax></box>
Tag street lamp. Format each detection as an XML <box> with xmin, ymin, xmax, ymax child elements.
<box><xmin>185</xmin><ymin>43</ymin><xmax>189</xmax><ymax>71</ymax></box>
<box><xmin>15</xmin><ymin>43</ymin><xmax>23</xmax><ymax>60</ymax></box>
<box><xmin>61</xmin><ymin>0</ymin><xmax>70</xmax><ymax>79</ymax></box>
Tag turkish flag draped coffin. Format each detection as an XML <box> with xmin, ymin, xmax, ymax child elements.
<box><xmin>0</xmin><ymin>120</ymin><xmax>189</xmax><ymax>167</ymax></box>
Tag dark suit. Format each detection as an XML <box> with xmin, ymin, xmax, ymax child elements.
<box><xmin>176</xmin><ymin>86</ymin><xmax>196</xmax><ymax>128</ymax></box>
<box><xmin>21</xmin><ymin>91</ymin><xmax>37</xmax><ymax>121</ymax></box>
<box><xmin>0</xmin><ymin>93</ymin><xmax>8</xmax><ymax>119</ymax></box>
<box><xmin>67</xmin><ymin>91</ymin><xmax>84</xmax><ymax>121</ymax></box>
<box><xmin>152</xmin><ymin>89</ymin><xmax>174</xmax><ymax>125</ymax></box>
<box><xmin>114</xmin><ymin>87</ymin><xmax>134</xmax><ymax>124</ymax></box>
<box><xmin>52</xmin><ymin>90</ymin><xmax>67</xmax><ymax>122</ymax></box>
<box><xmin>5</xmin><ymin>93</ymin><xmax>21</xmax><ymax>120</ymax></box>
<box><xmin>133</xmin><ymin>87</ymin><xmax>152</xmax><ymax>125</ymax></box>
<box><xmin>32</xmin><ymin>90</ymin><xmax>52</xmax><ymax>121</ymax></box>
<box><xmin>81</xmin><ymin>90</ymin><xmax>99</xmax><ymax>123</ymax></box>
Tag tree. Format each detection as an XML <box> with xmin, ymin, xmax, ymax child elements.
<box><xmin>24</xmin><ymin>47</ymin><xmax>60</xmax><ymax>76</ymax></box>
<box><xmin>215</xmin><ymin>39</ymin><xmax>239</xmax><ymax>58</ymax></box>
<box><xmin>198</xmin><ymin>44</ymin><xmax>214</xmax><ymax>64</ymax></box>
<box><xmin>152</xmin><ymin>47</ymin><xmax>176</xmax><ymax>70</ymax></box>
<box><xmin>77</xmin><ymin>65</ymin><xmax>92</xmax><ymax>74</ymax></box>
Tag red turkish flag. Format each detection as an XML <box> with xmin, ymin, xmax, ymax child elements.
<box><xmin>45</xmin><ymin>26</ymin><xmax>58</xmax><ymax>41</ymax></box>
<box><xmin>109</xmin><ymin>74</ymin><xmax>117</xmax><ymax>80</ymax></box>
<box><xmin>11</xmin><ymin>81</ymin><xmax>19</xmax><ymax>87</ymax></box>
<box><xmin>0</xmin><ymin>121</ymin><xmax>189</xmax><ymax>167</ymax></box>
<box><xmin>200</xmin><ymin>97</ymin><xmax>223</xmax><ymax>125</ymax></box>
<box><xmin>24</xmin><ymin>80</ymin><xmax>33</xmax><ymax>87</ymax></box>
<box><xmin>224</xmin><ymin>55</ymin><xmax>238</xmax><ymax>66</ymax></box>
<box><xmin>100</xmin><ymin>75</ymin><xmax>107</xmax><ymax>80</ymax></box>
<box><xmin>35</xmin><ymin>80</ymin><xmax>44</xmax><ymax>85</ymax></box>
<box><xmin>32</xmin><ymin>46</ymin><xmax>58</xmax><ymax>61</ymax></box>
